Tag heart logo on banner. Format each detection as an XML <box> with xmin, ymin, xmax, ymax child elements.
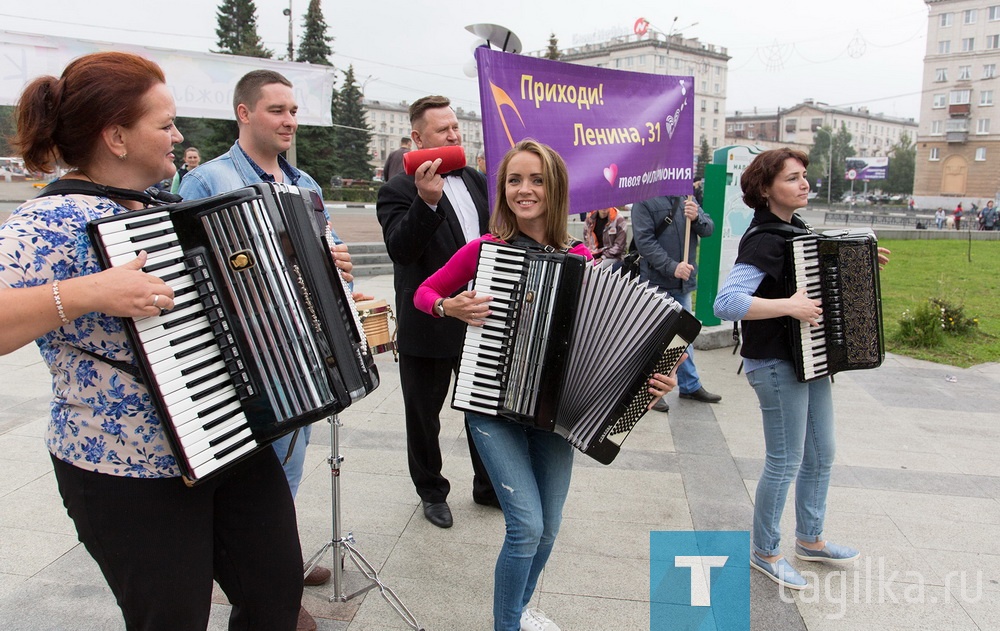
<box><xmin>603</xmin><ymin>164</ymin><xmax>618</xmax><ymax>185</ymax></box>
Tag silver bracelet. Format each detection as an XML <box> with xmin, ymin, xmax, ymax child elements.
<box><xmin>52</xmin><ymin>280</ymin><xmax>71</xmax><ymax>325</ymax></box>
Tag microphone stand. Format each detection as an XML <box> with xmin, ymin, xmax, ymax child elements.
<box><xmin>304</xmin><ymin>415</ymin><xmax>424</xmax><ymax>631</ymax></box>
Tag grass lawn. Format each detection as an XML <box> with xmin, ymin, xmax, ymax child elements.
<box><xmin>878</xmin><ymin>238</ymin><xmax>1000</xmax><ymax>368</ymax></box>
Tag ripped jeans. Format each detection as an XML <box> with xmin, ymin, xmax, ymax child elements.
<box><xmin>466</xmin><ymin>412</ymin><xmax>574</xmax><ymax>631</ymax></box>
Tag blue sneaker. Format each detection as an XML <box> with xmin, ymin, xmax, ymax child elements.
<box><xmin>751</xmin><ymin>552</ymin><xmax>808</xmax><ymax>590</ymax></box>
<box><xmin>795</xmin><ymin>541</ymin><xmax>860</xmax><ymax>565</ymax></box>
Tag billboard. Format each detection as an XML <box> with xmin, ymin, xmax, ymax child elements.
<box><xmin>844</xmin><ymin>157</ymin><xmax>888</xmax><ymax>181</ymax></box>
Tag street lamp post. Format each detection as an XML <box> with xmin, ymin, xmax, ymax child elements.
<box><xmin>282</xmin><ymin>2</ymin><xmax>296</xmax><ymax>165</ymax></box>
<box><xmin>816</xmin><ymin>127</ymin><xmax>834</xmax><ymax>207</ymax></box>
<box><xmin>282</xmin><ymin>2</ymin><xmax>294</xmax><ymax>61</ymax></box>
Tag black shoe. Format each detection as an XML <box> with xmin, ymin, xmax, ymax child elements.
<box><xmin>679</xmin><ymin>387</ymin><xmax>722</xmax><ymax>403</ymax></box>
<box><xmin>473</xmin><ymin>493</ymin><xmax>502</xmax><ymax>509</ymax></box>
<box><xmin>650</xmin><ymin>398</ymin><xmax>669</xmax><ymax>413</ymax></box>
<box><xmin>422</xmin><ymin>501</ymin><xmax>453</xmax><ymax>528</ymax></box>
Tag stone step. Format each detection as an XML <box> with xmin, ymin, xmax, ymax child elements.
<box><xmin>352</xmin><ymin>262</ymin><xmax>395</xmax><ymax>278</ymax></box>
<box><xmin>345</xmin><ymin>241</ymin><xmax>391</xmax><ymax>278</ymax></box>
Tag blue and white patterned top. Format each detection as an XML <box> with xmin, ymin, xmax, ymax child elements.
<box><xmin>0</xmin><ymin>194</ymin><xmax>180</xmax><ymax>477</ymax></box>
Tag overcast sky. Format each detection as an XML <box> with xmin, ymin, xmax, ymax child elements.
<box><xmin>1</xmin><ymin>0</ymin><xmax>929</xmax><ymax>120</ymax></box>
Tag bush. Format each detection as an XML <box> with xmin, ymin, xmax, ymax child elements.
<box><xmin>895</xmin><ymin>302</ymin><xmax>945</xmax><ymax>347</ymax></box>
<box><xmin>930</xmin><ymin>297</ymin><xmax>979</xmax><ymax>336</ymax></box>
<box><xmin>894</xmin><ymin>296</ymin><xmax>978</xmax><ymax>347</ymax></box>
<box><xmin>327</xmin><ymin>187</ymin><xmax>378</xmax><ymax>204</ymax></box>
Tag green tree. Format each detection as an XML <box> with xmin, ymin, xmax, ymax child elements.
<box><xmin>294</xmin><ymin>0</ymin><xmax>338</xmax><ymax>188</ymax></box>
<box><xmin>188</xmin><ymin>0</ymin><xmax>271</xmax><ymax>168</ymax></box>
<box><xmin>695</xmin><ymin>137</ymin><xmax>711</xmax><ymax>179</ymax></box>
<box><xmin>331</xmin><ymin>66</ymin><xmax>373</xmax><ymax>180</ymax></box>
<box><xmin>296</xmin><ymin>0</ymin><xmax>333</xmax><ymax>64</ymax></box>
<box><xmin>808</xmin><ymin>124</ymin><xmax>855</xmax><ymax>203</ymax></box>
<box><xmin>883</xmin><ymin>132</ymin><xmax>915</xmax><ymax>196</ymax></box>
<box><xmin>545</xmin><ymin>34</ymin><xmax>561</xmax><ymax>60</ymax></box>
<box><xmin>0</xmin><ymin>106</ymin><xmax>14</xmax><ymax>156</ymax></box>
<box><xmin>173</xmin><ymin>116</ymin><xmax>237</xmax><ymax>169</ymax></box>
<box><xmin>214</xmin><ymin>0</ymin><xmax>272</xmax><ymax>57</ymax></box>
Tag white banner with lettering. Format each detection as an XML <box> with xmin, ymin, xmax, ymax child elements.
<box><xmin>0</xmin><ymin>30</ymin><xmax>337</xmax><ymax>125</ymax></box>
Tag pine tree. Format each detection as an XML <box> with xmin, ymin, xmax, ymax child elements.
<box><xmin>332</xmin><ymin>65</ymin><xmax>373</xmax><ymax>180</ymax></box>
<box><xmin>545</xmin><ymin>34</ymin><xmax>560</xmax><ymax>60</ymax></box>
<box><xmin>192</xmin><ymin>0</ymin><xmax>271</xmax><ymax>166</ymax></box>
<box><xmin>294</xmin><ymin>0</ymin><xmax>337</xmax><ymax>188</ymax></box>
<box><xmin>215</xmin><ymin>0</ymin><xmax>272</xmax><ymax>58</ymax></box>
<box><xmin>695</xmin><ymin>137</ymin><xmax>712</xmax><ymax>179</ymax></box>
<box><xmin>296</xmin><ymin>0</ymin><xmax>333</xmax><ymax>65</ymax></box>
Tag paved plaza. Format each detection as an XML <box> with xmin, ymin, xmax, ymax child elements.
<box><xmin>1</xmin><ymin>180</ymin><xmax>998</xmax><ymax>629</ymax></box>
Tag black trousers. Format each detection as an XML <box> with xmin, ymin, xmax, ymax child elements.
<box><xmin>398</xmin><ymin>353</ymin><xmax>496</xmax><ymax>504</ymax></box>
<box><xmin>51</xmin><ymin>448</ymin><xmax>302</xmax><ymax>631</ymax></box>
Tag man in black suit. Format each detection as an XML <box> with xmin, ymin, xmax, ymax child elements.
<box><xmin>376</xmin><ymin>95</ymin><xmax>497</xmax><ymax>528</ymax></box>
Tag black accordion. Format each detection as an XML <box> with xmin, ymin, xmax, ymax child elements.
<box><xmin>88</xmin><ymin>183</ymin><xmax>379</xmax><ymax>483</ymax></box>
<box><xmin>787</xmin><ymin>229</ymin><xmax>884</xmax><ymax>382</ymax></box>
<box><xmin>452</xmin><ymin>241</ymin><xmax>701</xmax><ymax>464</ymax></box>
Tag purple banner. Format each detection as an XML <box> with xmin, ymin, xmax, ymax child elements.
<box><xmin>476</xmin><ymin>47</ymin><xmax>694</xmax><ymax>216</ymax></box>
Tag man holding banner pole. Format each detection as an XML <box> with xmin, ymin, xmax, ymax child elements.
<box><xmin>632</xmin><ymin>195</ymin><xmax>721</xmax><ymax>409</ymax></box>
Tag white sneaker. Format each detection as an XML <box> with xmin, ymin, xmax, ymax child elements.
<box><xmin>520</xmin><ymin>607</ymin><xmax>561</xmax><ymax>631</ymax></box>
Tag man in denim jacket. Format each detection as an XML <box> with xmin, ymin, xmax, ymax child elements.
<box><xmin>179</xmin><ymin>69</ymin><xmax>351</xmax><ymax>630</ymax></box>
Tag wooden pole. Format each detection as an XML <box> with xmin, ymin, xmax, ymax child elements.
<box><xmin>682</xmin><ymin>195</ymin><xmax>693</xmax><ymax>264</ymax></box>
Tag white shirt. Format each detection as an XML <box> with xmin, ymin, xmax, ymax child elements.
<box><xmin>441</xmin><ymin>174</ymin><xmax>482</xmax><ymax>244</ymax></box>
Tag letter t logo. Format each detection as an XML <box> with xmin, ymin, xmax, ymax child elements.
<box><xmin>674</xmin><ymin>556</ymin><xmax>729</xmax><ymax>606</ymax></box>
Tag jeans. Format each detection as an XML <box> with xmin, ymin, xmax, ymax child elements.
<box><xmin>667</xmin><ymin>289</ymin><xmax>702</xmax><ymax>394</ymax></box>
<box><xmin>746</xmin><ymin>360</ymin><xmax>835</xmax><ymax>557</ymax></box>
<box><xmin>271</xmin><ymin>424</ymin><xmax>311</xmax><ymax>498</ymax></box>
<box><xmin>467</xmin><ymin>413</ymin><xmax>575</xmax><ymax>631</ymax></box>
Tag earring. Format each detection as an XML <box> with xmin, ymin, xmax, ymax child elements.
<box><xmin>118</xmin><ymin>152</ymin><xmax>127</xmax><ymax>161</ymax></box>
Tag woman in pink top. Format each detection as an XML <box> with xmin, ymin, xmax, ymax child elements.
<box><xmin>416</xmin><ymin>139</ymin><xmax>677</xmax><ymax>631</ymax></box>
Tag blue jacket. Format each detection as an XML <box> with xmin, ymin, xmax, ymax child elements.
<box><xmin>632</xmin><ymin>195</ymin><xmax>714</xmax><ymax>294</ymax></box>
<box><xmin>178</xmin><ymin>141</ymin><xmax>324</xmax><ymax>203</ymax></box>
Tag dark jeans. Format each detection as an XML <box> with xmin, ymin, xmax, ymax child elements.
<box><xmin>52</xmin><ymin>448</ymin><xmax>303</xmax><ymax>631</ymax></box>
<box><xmin>398</xmin><ymin>353</ymin><xmax>496</xmax><ymax>503</ymax></box>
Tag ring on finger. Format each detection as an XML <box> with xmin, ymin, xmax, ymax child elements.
<box><xmin>152</xmin><ymin>294</ymin><xmax>159</xmax><ymax>307</ymax></box>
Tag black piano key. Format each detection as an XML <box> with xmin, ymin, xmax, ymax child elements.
<box><xmin>198</xmin><ymin>394</ymin><xmax>241</xmax><ymax>420</ymax></box>
<box><xmin>208</xmin><ymin>424</ymin><xmax>251</xmax><ymax>448</ymax></box>
<box><xmin>214</xmin><ymin>434</ymin><xmax>257</xmax><ymax>460</ymax></box>
<box><xmin>170</xmin><ymin>326</ymin><xmax>213</xmax><ymax>347</ymax></box>
<box><xmin>175</xmin><ymin>339</ymin><xmax>216</xmax><ymax>360</ymax></box>
<box><xmin>180</xmin><ymin>356</ymin><xmax>219</xmax><ymax>378</ymax></box>
<box><xmin>144</xmin><ymin>256</ymin><xmax>185</xmax><ymax>273</ymax></box>
<box><xmin>186</xmin><ymin>366</ymin><xmax>230</xmax><ymax>391</ymax></box>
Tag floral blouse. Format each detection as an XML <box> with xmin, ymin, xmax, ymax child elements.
<box><xmin>0</xmin><ymin>194</ymin><xmax>180</xmax><ymax>477</ymax></box>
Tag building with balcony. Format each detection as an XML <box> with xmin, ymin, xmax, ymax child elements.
<box><xmin>549</xmin><ymin>30</ymin><xmax>731</xmax><ymax>156</ymax></box>
<box><xmin>726</xmin><ymin>100</ymin><xmax>917</xmax><ymax>157</ymax></box>
<box><xmin>915</xmin><ymin>0</ymin><xmax>1000</xmax><ymax>205</ymax></box>
<box><xmin>363</xmin><ymin>99</ymin><xmax>484</xmax><ymax>179</ymax></box>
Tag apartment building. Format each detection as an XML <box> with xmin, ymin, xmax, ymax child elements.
<box><xmin>915</xmin><ymin>0</ymin><xmax>1000</xmax><ymax>205</ymax></box>
<box><xmin>363</xmin><ymin>99</ymin><xmax>484</xmax><ymax>179</ymax></box>
<box><xmin>726</xmin><ymin>100</ymin><xmax>917</xmax><ymax>157</ymax></box>
<box><xmin>554</xmin><ymin>31</ymin><xmax>731</xmax><ymax>154</ymax></box>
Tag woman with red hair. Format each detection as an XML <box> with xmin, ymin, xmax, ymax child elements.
<box><xmin>0</xmin><ymin>52</ymin><xmax>303</xmax><ymax>630</ymax></box>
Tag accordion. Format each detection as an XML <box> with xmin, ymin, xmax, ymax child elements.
<box><xmin>452</xmin><ymin>241</ymin><xmax>702</xmax><ymax>464</ymax></box>
<box><xmin>88</xmin><ymin>183</ymin><xmax>379</xmax><ymax>483</ymax></box>
<box><xmin>787</xmin><ymin>229</ymin><xmax>884</xmax><ymax>382</ymax></box>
